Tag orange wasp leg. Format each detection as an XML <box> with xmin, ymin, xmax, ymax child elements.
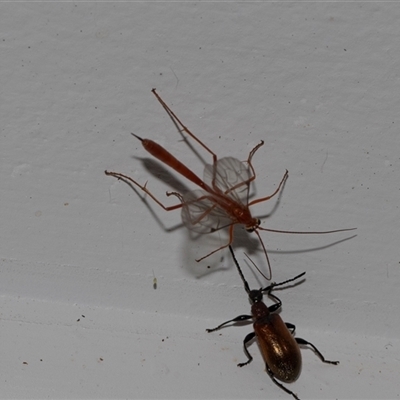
<box><xmin>245</xmin><ymin>139</ymin><xmax>266</xmax><ymax>182</ymax></box>
<box><xmin>152</xmin><ymin>89</ymin><xmax>228</xmax><ymax>192</ymax></box>
<box><xmin>221</xmin><ymin>140</ymin><xmax>286</xmax><ymax>209</ymax></box>
<box><xmin>219</xmin><ymin>140</ymin><xmax>265</xmax><ymax>196</ymax></box>
<box><xmin>167</xmin><ymin>192</ymin><xmax>226</xmax><ymax>229</ymax></box>
<box><xmin>247</xmin><ymin>169</ymin><xmax>289</xmax><ymax>207</ymax></box>
<box><xmin>152</xmin><ymin>89</ymin><xmax>218</xmax><ymax>164</ymax></box>
<box><xmin>237</xmin><ymin>139</ymin><xmax>289</xmax><ymax>206</ymax></box>
<box><xmin>195</xmin><ymin>223</ymin><xmax>235</xmax><ymax>262</ymax></box>
<box><xmin>167</xmin><ymin>190</ymin><xmax>237</xmax><ymax>263</ymax></box>
<box><xmin>105</xmin><ymin>170</ymin><xmax>183</xmax><ymax>212</ymax></box>
<box><xmin>194</xmin><ymin>226</ymin><xmax>274</xmax><ymax>284</ymax></box>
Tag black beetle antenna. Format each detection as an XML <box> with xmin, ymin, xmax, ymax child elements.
<box><xmin>228</xmin><ymin>245</ymin><xmax>250</xmax><ymax>294</ymax></box>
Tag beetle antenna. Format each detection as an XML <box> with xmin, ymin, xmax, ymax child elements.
<box><xmin>262</xmin><ymin>271</ymin><xmax>306</xmax><ymax>294</ymax></box>
<box><xmin>228</xmin><ymin>245</ymin><xmax>250</xmax><ymax>294</ymax></box>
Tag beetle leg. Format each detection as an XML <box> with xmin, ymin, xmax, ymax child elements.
<box><xmin>267</xmin><ymin>303</ymin><xmax>281</xmax><ymax>313</ymax></box>
<box><xmin>266</xmin><ymin>291</ymin><xmax>282</xmax><ymax>313</ymax></box>
<box><xmin>285</xmin><ymin>322</ymin><xmax>296</xmax><ymax>334</ymax></box>
<box><xmin>265</xmin><ymin>364</ymin><xmax>300</xmax><ymax>400</ymax></box>
<box><xmin>205</xmin><ymin>315</ymin><xmax>252</xmax><ymax>333</ymax></box>
<box><xmin>296</xmin><ymin>338</ymin><xmax>339</xmax><ymax>365</ymax></box>
<box><xmin>237</xmin><ymin>331</ymin><xmax>256</xmax><ymax>367</ymax></box>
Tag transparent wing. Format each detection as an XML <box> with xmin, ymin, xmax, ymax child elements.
<box><xmin>203</xmin><ymin>157</ymin><xmax>251</xmax><ymax>205</ymax></box>
<box><xmin>181</xmin><ymin>189</ymin><xmax>234</xmax><ymax>234</ymax></box>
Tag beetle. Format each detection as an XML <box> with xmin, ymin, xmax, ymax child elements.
<box><xmin>206</xmin><ymin>245</ymin><xmax>339</xmax><ymax>400</ymax></box>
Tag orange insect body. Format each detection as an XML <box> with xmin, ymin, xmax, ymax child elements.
<box><xmin>137</xmin><ymin>133</ymin><xmax>264</xmax><ymax>231</ymax></box>
<box><xmin>138</xmin><ymin>136</ymin><xmax>208</xmax><ymax>190</ymax></box>
<box><xmin>105</xmin><ymin>89</ymin><xmax>355</xmax><ymax>279</ymax></box>
<box><xmin>254</xmin><ymin>308</ymin><xmax>301</xmax><ymax>383</ymax></box>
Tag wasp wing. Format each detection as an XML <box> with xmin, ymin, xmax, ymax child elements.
<box><xmin>181</xmin><ymin>158</ymin><xmax>251</xmax><ymax>234</ymax></box>
<box><xmin>180</xmin><ymin>189</ymin><xmax>234</xmax><ymax>234</ymax></box>
<box><xmin>203</xmin><ymin>157</ymin><xmax>251</xmax><ymax>205</ymax></box>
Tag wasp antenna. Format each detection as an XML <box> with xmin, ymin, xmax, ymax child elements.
<box><xmin>254</xmin><ymin>230</ymin><xmax>272</xmax><ymax>280</ymax></box>
<box><xmin>131</xmin><ymin>133</ymin><xmax>143</xmax><ymax>141</ymax></box>
<box><xmin>259</xmin><ymin>227</ymin><xmax>357</xmax><ymax>234</ymax></box>
<box><xmin>243</xmin><ymin>251</ymin><xmax>270</xmax><ymax>282</ymax></box>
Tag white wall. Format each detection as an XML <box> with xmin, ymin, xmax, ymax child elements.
<box><xmin>1</xmin><ymin>3</ymin><xmax>399</xmax><ymax>398</ymax></box>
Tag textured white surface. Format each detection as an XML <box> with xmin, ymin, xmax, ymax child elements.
<box><xmin>1</xmin><ymin>3</ymin><xmax>399</xmax><ymax>399</ymax></box>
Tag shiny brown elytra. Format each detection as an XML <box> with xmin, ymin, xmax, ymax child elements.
<box><xmin>206</xmin><ymin>246</ymin><xmax>339</xmax><ymax>400</ymax></box>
